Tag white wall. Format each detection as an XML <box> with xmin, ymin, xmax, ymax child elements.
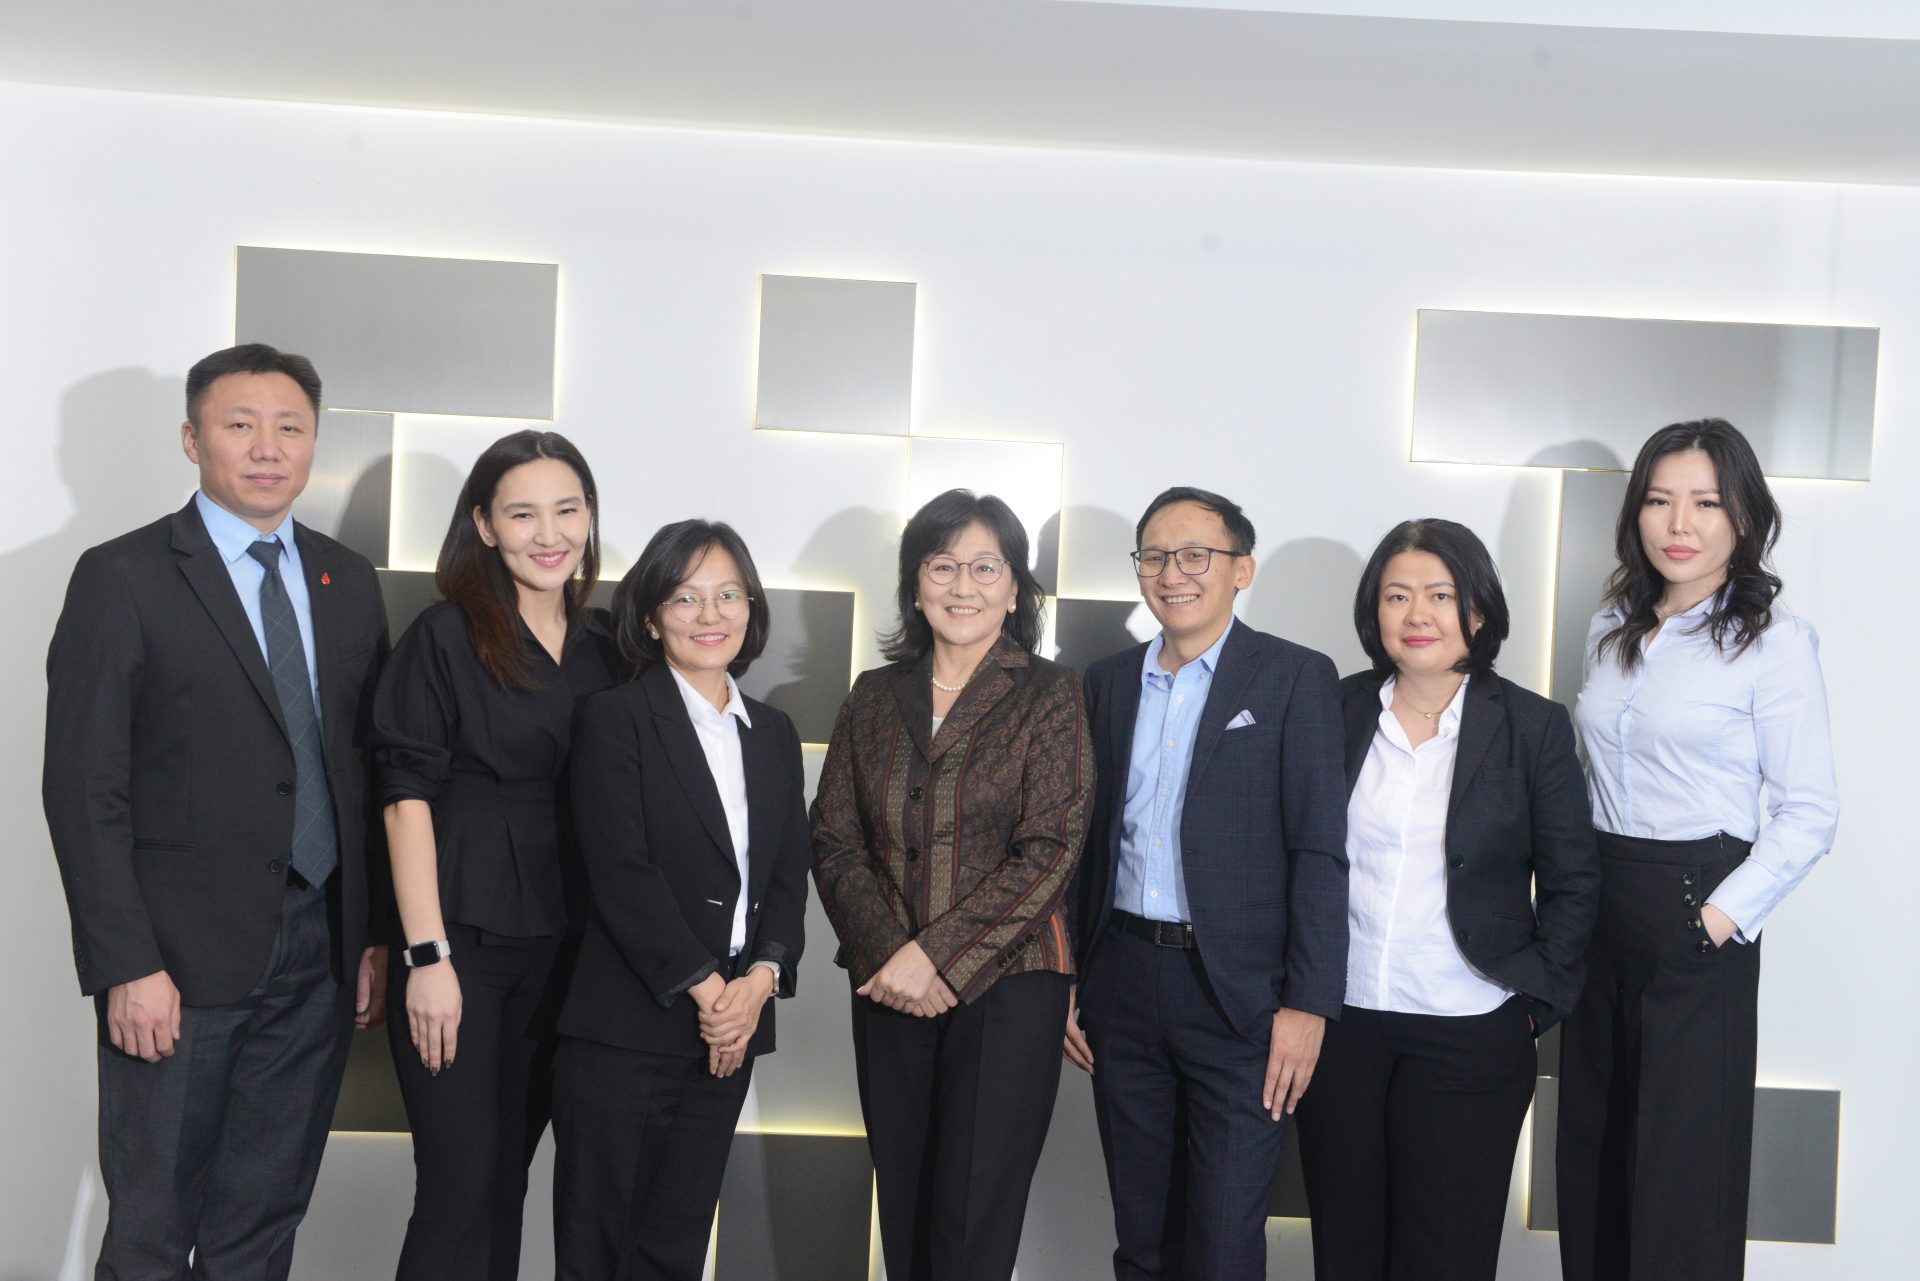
<box><xmin>1</xmin><ymin>81</ymin><xmax>1912</xmax><ymax>1279</ymax></box>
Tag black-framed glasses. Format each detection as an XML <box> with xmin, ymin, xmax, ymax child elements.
<box><xmin>661</xmin><ymin>590</ymin><xmax>753</xmax><ymax>621</ymax></box>
<box><xmin>922</xmin><ymin>556</ymin><xmax>1008</xmax><ymax>586</ymax></box>
<box><xmin>1131</xmin><ymin>546</ymin><xmax>1240</xmax><ymax>577</ymax></box>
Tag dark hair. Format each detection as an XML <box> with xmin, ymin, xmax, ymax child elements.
<box><xmin>1595</xmin><ymin>418</ymin><xmax>1781</xmax><ymax>672</ymax></box>
<box><xmin>437</xmin><ymin>430</ymin><xmax>601</xmax><ymax>691</ymax></box>
<box><xmin>1353</xmin><ymin>519</ymin><xmax>1509</xmax><ymax>677</ymax></box>
<box><xmin>1135</xmin><ymin>486</ymin><xmax>1257</xmax><ymax>555</ymax></box>
<box><xmin>611</xmin><ymin>520</ymin><xmax>771</xmax><ymax>678</ymax></box>
<box><xmin>185</xmin><ymin>343</ymin><xmax>323</xmax><ymax>428</ymax></box>
<box><xmin>881</xmin><ymin>489</ymin><xmax>1045</xmax><ymax>663</ymax></box>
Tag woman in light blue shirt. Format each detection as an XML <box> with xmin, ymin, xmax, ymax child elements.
<box><xmin>1556</xmin><ymin>418</ymin><xmax>1839</xmax><ymax>1281</ymax></box>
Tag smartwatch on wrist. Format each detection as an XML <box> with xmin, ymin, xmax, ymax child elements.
<box><xmin>402</xmin><ymin>939</ymin><xmax>453</xmax><ymax>968</ymax></box>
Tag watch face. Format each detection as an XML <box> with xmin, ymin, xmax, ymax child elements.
<box><xmin>406</xmin><ymin>941</ymin><xmax>442</xmax><ymax>967</ymax></box>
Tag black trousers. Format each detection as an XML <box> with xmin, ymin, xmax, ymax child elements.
<box><xmin>94</xmin><ymin>876</ymin><xmax>353</xmax><ymax>1281</ymax></box>
<box><xmin>388</xmin><ymin>924</ymin><xmax>561</xmax><ymax>1281</ymax></box>
<box><xmin>1294</xmin><ymin>1001</ymin><xmax>1536</xmax><ymax>1281</ymax></box>
<box><xmin>1557</xmin><ymin>831</ymin><xmax>1760</xmax><ymax>1281</ymax></box>
<box><xmin>851</xmin><ymin>969</ymin><xmax>1070</xmax><ymax>1281</ymax></box>
<box><xmin>1080</xmin><ymin>922</ymin><xmax>1288</xmax><ymax>1281</ymax></box>
<box><xmin>551</xmin><ymin>1035</ymin><xmax>754</xmax><ymax>1281</ymax></box>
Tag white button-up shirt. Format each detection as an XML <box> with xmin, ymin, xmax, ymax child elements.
<box><xmin>670</xmin><ymin>667</ymin><xmax>754</xmax><ymax>957</ymax></box>
<box><xmin>1575</xmin><ymin>599</ymin><xmax>1839</xmax><ymax>939</ymax></box>
<box><xmin>1345</xmin><ymin>676</ymin><xmax>1511</xmax><ymax>1016</ymax></box>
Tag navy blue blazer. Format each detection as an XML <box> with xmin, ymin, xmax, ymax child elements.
<box><xmin>1340</xmin><ymin>670</ymin><xmax>1599</xmax><ymax>1030</ymax></box>
<box><xmin>1070</xmin><ymin>622</ymin><xmax>1350</xmax><ymax>1038</ymax></box>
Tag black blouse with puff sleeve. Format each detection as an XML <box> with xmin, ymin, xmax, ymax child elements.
<box><xmin>372</xmin><ymin>600</ymin><xmax>620</xmax><ymax>941</ymax></box>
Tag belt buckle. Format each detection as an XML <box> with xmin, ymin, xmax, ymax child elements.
<box><xmin>1152</xmin><ymin>920</ymin><xmax>1188</xmax><ymax>948</ymax></box>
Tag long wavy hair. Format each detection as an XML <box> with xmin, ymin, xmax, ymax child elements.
<box><xmin>436</xmin><ymin>430</ymin><xmax>601</xmax><ymax>691</ymax></box>
<box><xmin>1595</xmin><ymin>417</ymin><xmax>1780</xmax><ymax>672</ymax></box>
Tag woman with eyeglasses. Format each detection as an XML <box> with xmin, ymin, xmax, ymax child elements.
<box><xmin>1557</xmin><ymin>420</ymin><xmax>1839</xmax><ymax>1280</ymax></box>
<box><xmin>549</xmin><ymin>519</ymin><xmax>811</xmax><ymax>1281</ymax></box>
<box><xmin>811</xmin><ymin>489</ymin><xmax>1094</xmax><ymax>1281</ymax></box>
<box><xmin>372</xmin><ymin>430</ymin><xmax>618</xmax><ymax>1281</ymax></box>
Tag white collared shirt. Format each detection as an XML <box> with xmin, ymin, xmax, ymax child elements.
<box><xmin>1575</xmin><ymin>599</ymin><xmax>1839</xmax><ymax>939</ymax></box>
<box><xmin>1345</xmin><ymin>676</ymin><xmax>1511</xmax><ymax>1016</ymax></box>
<box><xmin>669</xmin><ymin>667</ymin><xmax>754</xmax><ymax>957</ymax></box>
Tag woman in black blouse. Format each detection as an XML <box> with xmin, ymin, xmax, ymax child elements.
<box><xmin>372</xmin><ymin>430</ymin><xmax>617</xmax><ymax>1281</ymax></box>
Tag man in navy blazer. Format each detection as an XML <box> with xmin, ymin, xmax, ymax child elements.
<box><xmin>1066</xmin><ymin>486</ymin><xmax>1348</xmax><ymax>1281</ymax></box>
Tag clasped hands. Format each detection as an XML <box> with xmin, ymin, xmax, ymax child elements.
<box><xmin>691</xmin><ymin>965</ymin><xmax>776</xmax><ymax>1079</ymax></box>
<box><xmin>857</xmin><ymin>940</ymin><xmax>957</xmax><ymax>1018</ymax></box>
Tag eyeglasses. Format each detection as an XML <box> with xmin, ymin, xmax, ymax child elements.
<box><xmin>661</xmin><ymin>591</ymin><xmax>753</xmax><ymax>622</ymax></box>
<box><xmin>1131</xmin><ymin>546</ymin><xmax>1240</xmax><ymax>578</ymax></box>
<box><xmin>922</xmin><ymin>556</ymin><xmax>1008</xmax><ymax>586</ymax></box>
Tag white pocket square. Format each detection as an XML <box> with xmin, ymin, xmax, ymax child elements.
<box><xmin>1225</xmin><ymin>709</ymin><xmax>1257</xmax><ymax>730</ymax></box>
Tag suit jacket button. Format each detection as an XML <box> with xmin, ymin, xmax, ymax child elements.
<box><xmin>1456</xmin><ymin>927</ymin><xmax>1471</xmax><ymax>943</ymax></box>
<box><xmin>1448</xmin><ymin>857</ymin><xmax>1465</xmax><ymax>870</ymax></box>
<box><xmin>1681</xmin><ymin>872</ymin><xmax>1697</xmax><ymax>886</ymax></box>
<box><xmin>997</xmin><ymin>956</ymin><xmax>1009</xmax><ymax>967</ymax></box>
<box><xmin>908</xmin><ymin>786</ymin><xmax>925</xmax><ymax>801</ymax></box>
<box><xmin>1682</xmin><ymin>892</ymin><xmax>1697</xmax><ymax>907</ymax></box>
<box><xmin>750</xmin><ymin>900</ymin><xmax>761</xmax><ymax>915</ymax></box>
<box><xmin>1696</xmin><ymin>939</ymin><xmax>1713</xmax><ymax>955</ymax></box>
<box><xmin>905</xmin><ymin>847</ymin><xmax>919</xmax><ymax>862</ymax></box>
<box><xmin>1686</xmin><ymin>916</ymin><xmax>1703</xmax><ymax>930</ymax></box>
<box><xmin>268</xmin><ymin>859</ymin><xmax>286</xmax><ymax>874</ymax></box>
<box><xmin>277</xmin><ymin>781</ymin><xmax>293</xmax><ymax>796</ymax></box>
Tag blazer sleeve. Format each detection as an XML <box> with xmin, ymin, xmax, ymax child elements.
<box><xmin>1066</xmin><ymin>661</ymin><xmax>1105</xmax><ymax>970</ymax></box>
<box><xmin>570</xmin><ymin>692</ymin><xmax>719</xmax><ymax>1007</ymax></box>
<box><xmin>1277</xmin><ymin>649</ymin><xmax>1350</xmax><ymax>1020</ymax></box>
<box><xmin>1520</xmin><ymin>699</ymin><xmax>1601</xmax><ymax>1029</ymax></box>
<box><xmin>42</xmin><ymin>549</ymin><xmax>165</xmax><ymax>995</ymax></box>
<box><xmin>916</xmin><ymin>666</ymin><xmax>1095</xmax><ymax>1001</ymax></box>
<box><xmin>810</xmin><ymin>683</ymin><xmax>915</xmax><ymax>974</ymax></box>
<box><xmin>748</xmin><ymin>714</ymin><xmax>810</xmax><ymax>999</ymax></box>
<box><xmin>359</xmin><ymin>618</ymin><xmax>395</xmax><ymax>945</ymax></box>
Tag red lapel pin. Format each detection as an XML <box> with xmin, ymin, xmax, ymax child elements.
<box><xmin>320</xmin><ymin>572</ymin><xmax>331</xmax><ymax>586</ymax></box>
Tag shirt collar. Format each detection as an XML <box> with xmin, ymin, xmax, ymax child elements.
<box><xmin>1141</xmin><ymin>616</ymin><xmax>1235</xmax><ymax>686</ymax></box>
<box><xmin>669</xmin><ymin>665</ymin><xmax>752</xmax><ymax>728</ymax></box>
<box><xmin>1379</xmin><ymin>673</ymin><xmax>1470</xmax><ymax>736</ymax></box>
<box><xmin>195</xmin><ymin>490</ymin><xmax>296</xmax><ymax>568</ymax></box>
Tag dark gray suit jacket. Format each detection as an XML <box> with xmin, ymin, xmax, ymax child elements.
<box><xmin>1071</xmin><ymin>622</ymin><xmax>1350</xmax><ymax>1040</ymax></box>
<box><xmin>43</xmin><ymin>499</ymin><xmax>389</xmax><ymax>1005</ymax></box>
<box><xmin>1340</xmin><ymin>669</ymin><xmax>1599</xmax><ymax>1029</ymax></box>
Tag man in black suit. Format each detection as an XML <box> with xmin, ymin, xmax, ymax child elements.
<box><xmin>1065</xmin><ymin>486</ymin><xmax>1348</xmax><ymax>1281</ymax></box>
<box><xmin>43</xmin><ymin>344</ymin><xmax>389</xmax><ymax>1280</ymax></box>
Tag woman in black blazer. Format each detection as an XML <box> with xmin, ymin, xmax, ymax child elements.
<box><xmin>373</xmin><ymin>430</ymin><xmax>617</xmax><ymax>1281</ymax></box>
<box><xmin>1294</xmin><ymin>518</ymin><xmax>1599</xmax><ymax>1281</ymax></box>
<box><xmin>550</xmin><ymin>519</ymin><xmax>810</xmax><ymax>1281</ymax></box>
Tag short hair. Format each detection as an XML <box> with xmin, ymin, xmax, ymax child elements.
<box><xmin>437</xmin><ymin>429</ymin><xmax>602</xmax><ymax>691</ymax></box>
<box><xmin>1134</xmin><ymin>486</ymin><xmax>1257</xmax><ymax>555</ymax></box>
<box><xmin>1352</xmin><ymin>518</ymin><xmax>1509</xmax><ymax>677</ymax></box>
<box><xmin>185</xmin><ymin>343</ymin><xmax>322</xmax><ymax>428</ymax></box>
<box><xmin>612</xmin><ymin>520</ymin><xmax>771</xmax><ymax>678</ymax></box>
<box><xmin>881</xmin><ymin>489</ymin><xmax>1046</xmax><ymax>664</ymax></box>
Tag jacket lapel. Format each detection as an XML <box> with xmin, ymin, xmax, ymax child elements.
<box><xmin>890</xmin><ymin>659</ymin><xmax>936</xmax><ymax>761</ymax></box>
<box><xmin>1447</xmin><ymin>676</ymin><xmax>1505</xmax><ymax>817</ymax></box>
<box><xmin>892</xmin><ymin>639</ymin><xmax>1028</xmax><ymax>763</ymax></box>
<box><xmin>738</xmin><ymin>709</ymin><xmax>782</xmax><ymax>900</ymax></box>
<box><xmin>1343</xmin><ymin>674</ymin><xmax>1384</xmax><ymax>797</ymax></box>
<box><xmin>293</xmin><ymin>523</ymin><xmax>334</xmax><ymax>706</ymax></box>
<box><xmin>1185</xmin><ymin>622</ymin><xmax>1260</xmax><ymax>787</ymax></box>
<box><xmin>171</xmin><ymin>502</ymin><xmax>288</xmax><ymax>743</ymax></box>
<box><xmin>642</xmin><ymin>664</ymin><xmax>737</xmax><ymax>867</ymax></box>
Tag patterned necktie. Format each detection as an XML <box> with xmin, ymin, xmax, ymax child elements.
<box><xmin>247</xmin><ymin>538</ymin><xmax>339</xmax><ymax>885</ymax></box>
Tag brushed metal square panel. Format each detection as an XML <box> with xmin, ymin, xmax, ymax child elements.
<box><xmin>755</xmin><ymin>274</ymin><xmax>915</xmax><ymax>436</ymax></box>
<box><xmin>1551</xmin><ymin>469</ymin><xmax>1631</xmax><ymax>705</ymax></box>
<box><xmin>1053</xmin><ymin>598</ymin><xmax>1144</xmax><ymax>675</ymax></box>
<box><xmin>378</xmin><ymin>568</ymin><xmax>443</xmax><ymax>640</ymax></box>
<box><xmin>907</xmin><ymin>437</ymin><xmax>1063</xmax><ymax>595</ymax></box>
<box><xmin>735</xmin><ymin>587</ymin><xmax>857</xmax><ymax>746</ymax></box>
<box><xmin>715</xmin><ymin>1133</ymin><xmax>872</xmax><ymax>1281</ymax></box>
<box><xmin>1413</xmin><ymin>309</ymin><xmax>1877</xmax><ymax>480</ymax></box>
<box><xmin>330</xmin><ymin>1022</ymin><xmax>408</xmax><ymax>1133</ymax></box>
<box><xmin>1527</xmin><ymin>1079</ymin><xmax>1839</xmax><ymax>1243</ymax></box>
<box><xmin>237</xmin><ymin>246</ymin><xmax>558</xmax><ymax>419</ymax></box>
<box><xmin>298</xmin><ymin>410</ymin><xmax>393</xmax><ymax>568</ymax></box>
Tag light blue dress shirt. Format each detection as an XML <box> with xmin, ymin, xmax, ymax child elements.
<box><xmin>195</xmin><ymin>490</ymin><xmax>321</xmax><ymax>708</ymax></box>
<box><xmin>1115</xmin><ymin>618</ymin><xmax>1235</xmax><ymax>923</ymax></box>
<box><xmin>1575</xmin><ymin>597</ymin><xmax>1839</xmax><ymax>940</ymax></box>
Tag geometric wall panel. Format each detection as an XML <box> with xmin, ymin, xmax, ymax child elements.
<box><xmin>1052</xmin><ymin>597</ymin><xmax>1147</xmax><ymax>675</ymax></box>
<box><xmin>907</xmin><ymin>436</ymin><xmax>1064</xmax><ymax>594</ymax></box>
<box><xmin>300</xmin><ymin>410</ymin><xmax>393</xmax><ymax>568</ymax></box>
<box><xmin>237</xmin><ymin>246</ymin><xmax>558</xmax><ymax>419</ymax></box>
<box><xmin>330</xmin><ymin>1024</ymin><xmax>408</xmax><ymax>1133</ymax></box>
<box><xmin>1266</xmin><ymin>1131</ymin><xmax>1311</xmax><ymax>1220</ymax></box>
<box><xmin>1550</xmin><ymin>468</ymin><xmax>1630</xmax><ymax>703</ymax></box>
<box><xmin>1526</xmin><ymin>1079</ymin><xmax>1840</xmax><ymax>1243</ymax></box>
<box><xmin>755</xmin><ymin>274</ymin><xmax>916</xmax><ymax>436</ymax></box>
<box><xmin>714</xmin><ymin>1133</ymin><xmax>873</xmax><ymax>1281</ymax></box>
<box><xmin>1412</xmin><ymin>308</ymin><xmax>1878</xmax><ymax>480</ymax></box>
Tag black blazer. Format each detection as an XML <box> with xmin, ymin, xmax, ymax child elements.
<box><xmin>43</xmin><ymin>499</ymin><xmax>388</xmax><ymax>1005</ymax></box>
<box><xmin>558</xmin><ymin>662</ymin><xmax>810</xmax><ymax>1058</ymax></box>
<box><xmin>1070</xmin><ymin>622</ymin><xmax>1350</xmax><ymax>1040</ymax></box>
<box><xmin>1340</xmin><ymin>670</ymin><xmax>1599</xmax><ymax>1030</ymax></box>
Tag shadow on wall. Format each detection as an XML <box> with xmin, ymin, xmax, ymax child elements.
<box><xmin>1239</xmin><ymin>537</ymin><xmax>1368</xmax><ymax>677</ymax></box>
<box><xmin>0</xmin><ymin>368</ymin><xmax>191</xmax><ymax>1279</ymax></box>
<box><xmin>778</xmin><ymin>504</ymin><xmax>905</xmax><ymax>677</ymax></box>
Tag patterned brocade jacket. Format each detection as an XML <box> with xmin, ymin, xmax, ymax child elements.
<box><xmin>810</xmin><ymin>636</ymin><xmax>1095</xmax><ymax>1004</ymax></box>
